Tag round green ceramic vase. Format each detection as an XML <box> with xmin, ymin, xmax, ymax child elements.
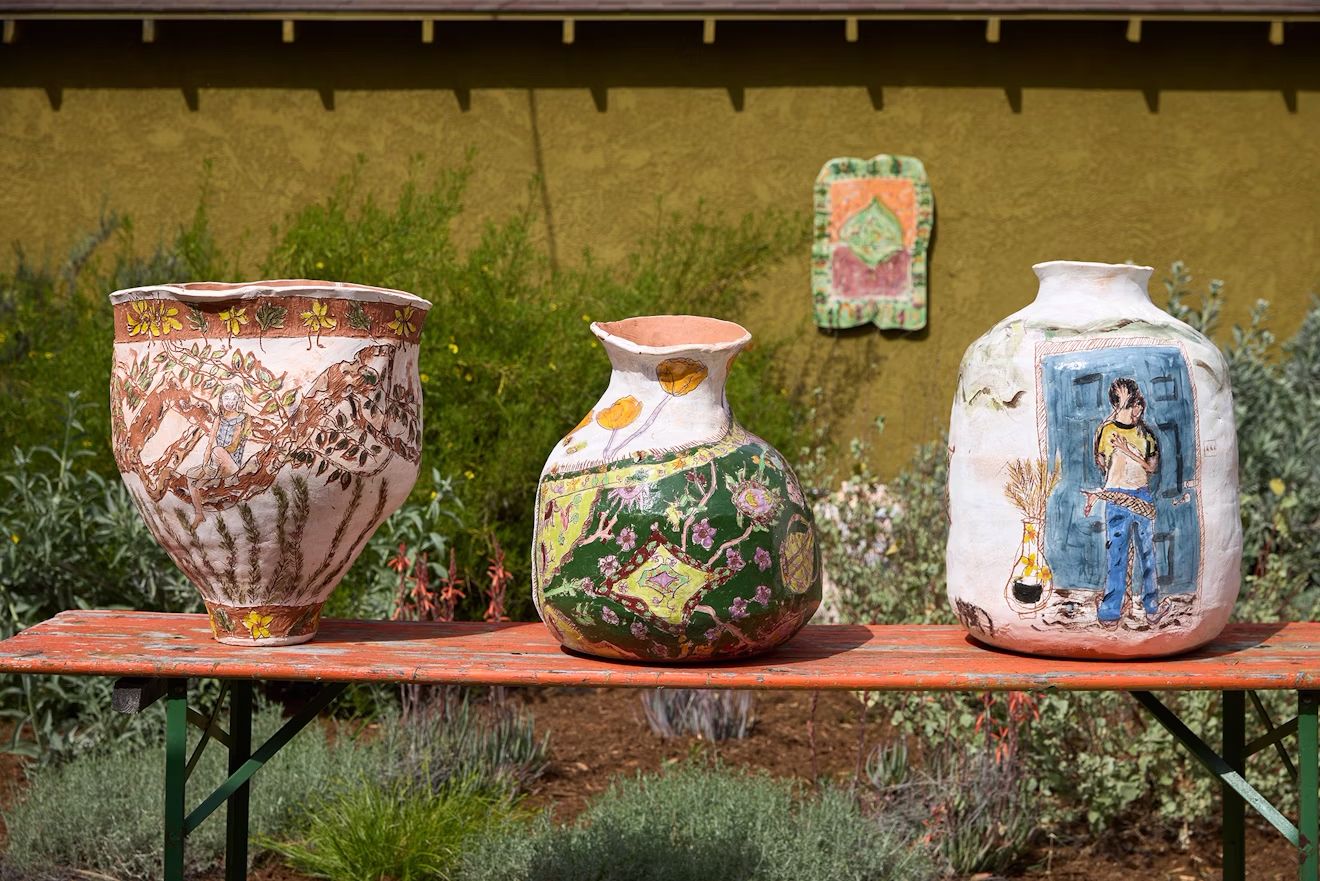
<box><xmin>532</xmin><ymin>315</ymin><xmax>821</xmax><ymax>662</ymax></box>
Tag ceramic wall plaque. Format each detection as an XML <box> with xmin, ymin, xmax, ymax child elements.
<box><xmin>812</xmin><ymin>154</ymin><xmax>933</xmax><ymax>331</ymax></box>
<box><xmin>109</xmin><ymin>280</ymin><xmax>429</xmax><ymax>645</ymax></box>
<box><xmin>532</xmin><ymin>315</ymin><xmax>821</xmax><ymax>662</ymax></box>
<box><xmin>947</xmin><ymin>261</ymin><xmax>1241</xmax><ymax>659</ymax></box>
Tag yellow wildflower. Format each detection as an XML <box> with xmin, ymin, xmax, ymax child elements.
<box><xmin>388</xmin><ymin>306</ymin><xmax>417</xmax><ymax>336</ymax></box>
<box><xmin>301</xmin><ymin>299</ymin><xmax>336</xmax><ymax>331</ymax></box>
<box><xmin>9</xmin><ymin>534</ymin><xmax>18</xmax><ymax>544</ymax></box>
<box><xmin>420</xmin><ymin>373</ymin><xmax>430</xmax><ymax>384</ymax></box>
<box><xmin>219</xmin><ymin>306</ymin><xmax>249</xmax><ymax>336</ymax></box>
<box><xmin>156</xmin><ymin>305</ymin><xmax>183</xmax><ymax>336</ymax></box>
<box><xmin>241</xmin><ymin>611</ymin><xmax>273</xmax><ymax>640</ymax></box>
<box><xmin>1269</xmin><ymin>478</ymin><xmax>1286</xmax><ymax>497</ymax></box>
<box><xmin>126</xmin><ymin>301</ymin><xmax>156</xmax><ymax>337</ymax></box>
<box><xmin>315</xmin><ymin>260</ymin><xmax>325</xmax><ymax>269</ymax></box>
<box><xmin>448</xmin><ymin>342</ymin><xmax>459</xmax><ymax>354</ymax></box>
<box><xmin>465</xmin><ymin>470</ymin><xmax>476</xmax><ymax>480</ymax></box>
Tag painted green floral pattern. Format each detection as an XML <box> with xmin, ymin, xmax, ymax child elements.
<box><xmin>534</xmin><ymin>427</ymin><xmax>821</xmax><ymax>662</ymax></box>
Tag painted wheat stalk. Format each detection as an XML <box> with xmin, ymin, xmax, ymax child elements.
<box><xmin>1003</xmin><ymin>456</ymin><xmax>1062</xmax><ymax>521</ymax></box>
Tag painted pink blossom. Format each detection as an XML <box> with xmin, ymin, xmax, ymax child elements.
<box><xmin>601</xmin><ymin>606</ymin><xmax>620</xmax><ymax>625</ymax></box>
<box><xmin>730</xmin><ymin>477</ymin><xmax>781</xmax><ymax>524</ymax></box>
<box><xmin>598</xmin><ymin>555</ymin><xmax>620</xmax><ymax>577</ymax></box>
<box><xmin>704</xmin><ymin>627</ymin><xmax>719</xmax><ymax>641</ymax></box>
<box><xmin>618</xmin><ymin>526</ymin><xmax>637</xmax><ymax>552</ymax></box>
<box><xmin>754</xmin><ymin>584</ymin><xmax>772</xmax><ymax>605</ymax></box>
<box><xmin>726</xmin><ymin>548</ymin><xmax>746</xmax><ymax>571</ymax></box>
<box><xmin>630</xmin><ymin>621</ymin><xmax>647</xmax><ymax>638</ymax></box>
<box><xmin>692</xmin><ymin>518</ymin><xmax>717</xmax><ymax>550</ymax></box>
<box><xmin>753</xmin><ymin>547</ymin><xmax>772</xmax><ymax>571</ymax></box>
<box><xmin>730</xmin><ymin>597</ymin><xmax>750</xmax><ymax>619</ymax></box>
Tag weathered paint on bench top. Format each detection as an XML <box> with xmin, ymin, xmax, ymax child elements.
<box><xmin>0</xmin><ymin>611</ymin><xmax>1315</xmax><ymax>691</ymax></box>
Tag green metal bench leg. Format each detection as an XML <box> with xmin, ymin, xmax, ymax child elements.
<box><xmin>1301</xmin><ymin>691</ymin><xmax>1318</xmax><ymax>881</ymax></box>
<box><xmin>226</xmin><ymin>681</ymin><xmax>253</xmax><ymax>881</ymax></box>
<box><xmin>1224</xmin><ymin>690</ymin><xmax>1246</xmax><ymax>881</ymax></box>
<box><xmin>164</xmin><ymin>678</ymin><xmax>188</xmax><ymax>881</ymax></box>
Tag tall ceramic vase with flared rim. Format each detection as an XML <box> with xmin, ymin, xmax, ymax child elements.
<box><xmin>109</xmin><ymin>279</ymin><xmax>430</xmax><ymax>646</ymax></box>
<box><xmin>947</xmin><ymin>260</ymin><xmax>1241</xmax><ymax>659</ymax></box>
<box><xmin>532</xmin><ymin>314</ymin><xmax>821</xmax><ymax>662</ymax></box>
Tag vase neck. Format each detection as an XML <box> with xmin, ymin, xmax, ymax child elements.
<box><xmin>1031</xmin><ymin>261</ymin><xmax>1155</xmax><ymax>314</ymax></box>
<box><xmin>544</xmin><ymin>316</ymin><xmax>749</xmax><ymax>474</ymax></box>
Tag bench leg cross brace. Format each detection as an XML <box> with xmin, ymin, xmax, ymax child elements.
<box><xmin>161</xmin><ymin>679</ymin><xmax>347</xmax><ymax>881</ymax></box>
<box><xmin>1129</xmin><ymin>689</ymin><xmax>1320</xmax><ymax>881</ymax></box>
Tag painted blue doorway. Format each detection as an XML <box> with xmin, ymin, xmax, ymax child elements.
<box><xmin>1040</xmin><ymin>344</ymin><xmax>1201</xmax><ymax>597</ymax></box>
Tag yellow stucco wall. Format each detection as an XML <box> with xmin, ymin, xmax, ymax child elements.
<box><xmin>1</xmin><ymin>18</ymin><xmax>1317</xmax><ymax>471</ymax></box>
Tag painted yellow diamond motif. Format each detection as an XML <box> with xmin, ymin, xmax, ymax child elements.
<box><xmin>615</xmin><ymin>544</ymin><xmax>711</xmax><ymax>628</ymax></box>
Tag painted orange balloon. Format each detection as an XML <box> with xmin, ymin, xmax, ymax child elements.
<box><xmin>595</xmin><ymin>396</ymin><xmax>643</xmax><ymax>430</ymax></box>
<box><xmin>657</xmin><ymin>358</ymin><xmax>708</xmax><ymax>397</ymax></box>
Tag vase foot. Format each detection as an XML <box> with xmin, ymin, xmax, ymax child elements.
<box><xmin>204</xmin><ymin>600</ymin><xmax>324</xmax><ymax>646</ymax></box>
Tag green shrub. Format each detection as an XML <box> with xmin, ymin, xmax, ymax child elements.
<box><xmin>4</xmin><ymin>696</ymin><xmax>545</xmax><ymax>880</ymax></box>
<box><xmin>3</xmin><ymin>705</ymin><xmax>379</xmax><ymax>879</ymax></box>
<box><xmin>457</xmin><ymin>763</ymin><xmax>933</xmax><ymax>881</ymax></box>
<box><xmin>268</xmin><ymin>778</ymin><xmax>516</xmax><ymax>881</ymax></box>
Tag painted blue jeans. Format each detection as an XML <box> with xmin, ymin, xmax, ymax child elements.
<box><xmin>1100</xmin><ymin>487</ymin><xmax>1158</xmax><ymax>622</ymax></box>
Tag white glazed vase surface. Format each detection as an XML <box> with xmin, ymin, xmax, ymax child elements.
<box><xmin>109</xmin><ymin>280</ymin><xmax>429</xmax><ymax>645</ymax></box>
<box><xmin>947</xmin><ymin>261</ymin><xmax>1241</xmax><ymax>658</ymax></box>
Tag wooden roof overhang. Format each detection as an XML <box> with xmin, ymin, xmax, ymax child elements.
<box><xmin>0</xmin><ymin>0</ymin><xmax>1316</xmax><ymax>46</ymax></box>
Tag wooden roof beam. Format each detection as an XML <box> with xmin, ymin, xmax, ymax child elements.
<box><xmin>2</xmin><ymin>19</ymin><xmax>16</xmax><ymax>43</ymax></box>
<box><xmin>141</xmin><ymin>17</ymin><xmax>156</xmax><ymax>42</ymax></box>
<box><xmin>282</xmin><ymin>18</ymin><xmax>295</xmax><ymax>42</ymax></box>
<box><xmin>1269</xmin><ymin>19</ymin><xmax>1285</xmax><ymax>44</ymax></box>
<box><xmin>1126</xmin><ymin>16</ymin><xmax>1142</xmax><ymax>41</ymax></box>
<box><xmin>702</xmin><ymin>17</ymin><xmax>715</xmax><ymax>43</ymax></box>
<box><xmin>421</xmin><ymin>18</ymin><xmax>434</xmax><ymax>43</ymax></box>
<box><xmin>561</xmin><ymin>16</ymin><xmax>574</xmax><ymax>44</ymax></box>
<box><xmin>845</xmin><ymin>16</ymin><xmax>858</xmax><ymax>42</ymax></box>
<box><xmin>985</xmin><ymin>16</ymin><xmax>1000</xmax><ymax>42</ymax></box>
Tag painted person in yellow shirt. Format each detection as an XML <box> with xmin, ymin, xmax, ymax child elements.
<box><xmin>1080</xmin><ymin>378</ymin><xmax>1165</xmax><ymax>625</ymax></box>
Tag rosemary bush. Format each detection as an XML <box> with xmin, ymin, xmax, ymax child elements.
<box><xmin>457</xmin><ymin>763</ymin><xmax>933</xmax><ymax>881</ymax></box>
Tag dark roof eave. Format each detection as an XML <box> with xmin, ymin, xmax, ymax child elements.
<box><xmin>1</xmin><ymin>0</ymin><xmax>1317</xmax><ymax>16</ymax></box>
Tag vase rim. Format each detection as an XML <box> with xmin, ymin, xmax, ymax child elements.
<box><xmin>108</xmin><ymin>279</ymin><xmax>432</xmax><ymax>310</ymax></box>
<box><xmin>591</xmin><ymin>314</ymin><xmax>751</xmax><ymax>355</ymax></box>
<box><xmin>1032</xmin><ymin>260</ymin><xmax>1155</xmax><ymax>281</ymax></box>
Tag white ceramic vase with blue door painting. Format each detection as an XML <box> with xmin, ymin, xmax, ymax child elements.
<box><xmin>947</xmin><ymin>261</ymin><xmax>1241</xmax><ymax>658</ymax></box>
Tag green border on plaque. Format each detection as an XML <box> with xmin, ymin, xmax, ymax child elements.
<box><xmin>812</xmin><ymin>154</ymin><xmax>934</xmax><ymax>331</ymax></box>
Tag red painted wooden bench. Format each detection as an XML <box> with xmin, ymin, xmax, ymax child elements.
<box><xmin>0</xmin><ymin>611</ymin><xmax>1315</xmax><ymax>881</ymax></box>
